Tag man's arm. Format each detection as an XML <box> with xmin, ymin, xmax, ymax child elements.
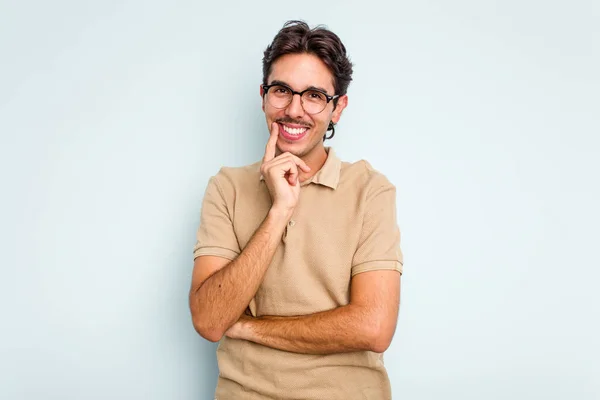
<box><xmin>225</xmin><ymin>269</ymin><xmax>401</xmax><ymax>354</ymax></box>
<box><xmin>190</xmin><ymin>122</ymin><xmax>311</xmax><ymax>343</ymax></box>
<box><xmin>189</xmin><ymin>208</ymin><xmax>290</xmax><ymax>342</ymax></box>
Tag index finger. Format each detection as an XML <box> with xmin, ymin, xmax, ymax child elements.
<box><xmin>263</xmin><ymin>122</ymin><xmax>279</xmax><ymax>163</ymax></box>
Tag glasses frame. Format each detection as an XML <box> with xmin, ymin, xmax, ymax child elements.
<box><xmin>262</xmin><ymin>83</ymin><xmax>340</xmax><ymax>114</ymax></box>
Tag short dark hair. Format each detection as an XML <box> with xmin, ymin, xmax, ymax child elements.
<box><xmin>262</xmin><ymin>21</ymin><xmax>354</xmax><ymax>140</ymax></box>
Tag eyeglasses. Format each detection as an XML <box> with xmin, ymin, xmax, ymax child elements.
<box><xmin>262</xmin><ymin>83</ymin><xmax>339</xmax><ymax>115</ymax></box>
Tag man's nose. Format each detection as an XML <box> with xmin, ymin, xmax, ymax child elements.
<box><xmin>285</xmin><ymin>93</ymin><xmax>305</xmax><ymax>119</ymax></box>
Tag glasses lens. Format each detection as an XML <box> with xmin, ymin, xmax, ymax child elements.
<box><xmin>267</xmin><ymin>85</ymin><xmax>292</xmax><ymax>109</ymax></box>
<box><xmin>301</xmin><ymin>90</ymin><xmax>328</xmax><ymax>114</ymax></box>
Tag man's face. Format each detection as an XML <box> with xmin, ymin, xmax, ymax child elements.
<box><xmin>261</xmin><ymin>53</ymin><xmax>348</xmax><ymax>159</ymax></box>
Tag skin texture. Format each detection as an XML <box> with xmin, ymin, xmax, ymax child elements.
<box><xmin>189</xmin><ymin>52</ymin><xmax>401</xmax><ymax>352</ymax></box>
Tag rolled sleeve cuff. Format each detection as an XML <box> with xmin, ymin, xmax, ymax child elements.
<box><xmin>193</xmin><ymin>246</ymin><xmax>239</xmax><ymax>261</ymax></box>
<box><xmin>351</xmin><ymin>260</ymin><xmax>403</xmax><ymax>277</ymax></box>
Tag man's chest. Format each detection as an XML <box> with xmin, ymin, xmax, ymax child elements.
<box><xmin>231</xmin><ymin>184</ymin><xmax>364</xmax><ymax>316</ymax></box>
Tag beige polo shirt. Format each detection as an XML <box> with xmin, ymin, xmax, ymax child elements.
<box><xmin>193</xmin><ymin>147</ymin><xmax>403</xmax><ymax>400</ymax></box>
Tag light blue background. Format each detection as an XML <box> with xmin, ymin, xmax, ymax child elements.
<box><xmin>1</xmin><ymin>1</ymin><xmax>598</xmax><ymax>399</ymax></box>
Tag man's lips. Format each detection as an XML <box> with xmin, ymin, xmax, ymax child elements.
<box><xmin>278</xmin><ymin>122</ymin><xmax>310</xmax><ymax>140</ymax></box>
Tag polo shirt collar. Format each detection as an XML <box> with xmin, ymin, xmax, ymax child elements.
<box><xmin>259</xmin><ymin>146</ymin><xmax>341</xmax><ymax>190</ymax></box>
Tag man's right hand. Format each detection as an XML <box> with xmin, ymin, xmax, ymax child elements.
<box><xmin>260</xmin><ymin>122</ymin><xmax>311</xmax><ymax>216</ymax></box>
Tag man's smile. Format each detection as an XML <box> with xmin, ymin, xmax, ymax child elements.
<box><xmin>278</xmin><ymin>122</ymin><xmax>310</xmax><ymax>141</ymax></box>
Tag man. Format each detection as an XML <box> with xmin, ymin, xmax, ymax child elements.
<box><xmin>189</xmin><ymin>20</ymin><xmax>403</xmax><ymax>400</ymax></box>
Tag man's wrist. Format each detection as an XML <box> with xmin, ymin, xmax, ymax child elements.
<box><xmin>268</xmin><ymin>207</ymin><xmax>294</xmax><ymax>225</ymax></box>
<box><xmin>239</xmin><ymin>315</ymin><xmax>256</xmax><ymax>341</ymax></box>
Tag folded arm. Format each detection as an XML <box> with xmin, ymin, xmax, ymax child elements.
<box><xmin>226</xmin><ymin>269</ymin><xmax>401</xmax><ymax>354</ymax></box>
<box><xmin>189</xmin><ymin>208</ymin><xmax>290</xmax><ymax>342</ymax></box>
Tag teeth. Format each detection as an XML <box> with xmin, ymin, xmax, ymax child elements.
<box><xmin>282</xmin><ymin>125</ymin><xmax>308</xmax><ymax>135</ymax></box>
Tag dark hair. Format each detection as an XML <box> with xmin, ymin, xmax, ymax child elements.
<box><xmin>262</xmin><ymin>20</ymin><xmax>353</xmax><ymax>141</ymax></box>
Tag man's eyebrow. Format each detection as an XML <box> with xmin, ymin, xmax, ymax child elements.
<box><xmin>306</xmin><ymin>85</ymin><xmax>331</xmax><ymax>94</ymax></box>
<box><xmin>269</xmin><ymin>80</ymin><xmax>332</xmax><ymax>95</ymax></box>
<box><xmin>269</xmin><ymin>80</ymin><xmax>290</xmax><ymax>87</ymax></box>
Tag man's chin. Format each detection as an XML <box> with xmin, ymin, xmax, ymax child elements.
<box><xmin>278</xmin><ymin>140</ymin><xmax>322</xmax><ymax>159</ymax></box>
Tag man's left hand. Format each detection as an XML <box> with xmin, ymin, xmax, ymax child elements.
<box><xmin>224</xmin><ymin>314</ymin><xmax>253</xmax><ymax>340</ymax></box>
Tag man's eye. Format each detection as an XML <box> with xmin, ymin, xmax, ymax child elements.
<box><xmin>308</xmin><ymin>91</ymin><xmax>325</xmax><ymax>100</ymax></box>
<box><xmin>274</xmin><ymin>87</ymin><xmax>290</xmax><ymax>94</ymax></box>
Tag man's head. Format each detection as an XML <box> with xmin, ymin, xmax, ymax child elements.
<box><xmin>261</xmin><ymin>21</ymin><xmax>353</xmax><ymax>159</ymax></box>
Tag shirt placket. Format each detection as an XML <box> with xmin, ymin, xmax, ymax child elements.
<box><xmin>282</xmin><ymin>218</ymin><xmax>296</xmax><ymax>243</ymax></box>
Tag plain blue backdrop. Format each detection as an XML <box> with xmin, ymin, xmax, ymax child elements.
<box><xmin>1</xmin><ymin>0</ymin><xmax>598</xmax><ymax>399</ymax></box>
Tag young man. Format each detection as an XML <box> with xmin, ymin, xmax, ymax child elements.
<box><xmin>189</xmin><ymin>21</ymin><xmax>403</xmax><ymax>400</ymax></box>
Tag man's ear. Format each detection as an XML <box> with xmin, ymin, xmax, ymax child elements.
<box><xmin>260</xmin><ymin>84</ymin><xmax>265</xmax><ymax>112</ymax></box>
<box><xmin>331</xmin><ymin>95</ymin><xmax>348</xmax><ymax>124</ymax></box>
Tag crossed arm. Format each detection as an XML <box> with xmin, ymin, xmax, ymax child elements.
<box><xmin>225</xmin><ymin>269</ymin><xmax>401</xmax><ymax>354</ymax></box>
<box><xmin>190</xmin><ymin>206</ymin><xmax>401</xmax><ymax>354</ymax></box>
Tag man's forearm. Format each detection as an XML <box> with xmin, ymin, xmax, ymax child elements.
<box><xmin>192</xmin><ymin>209</ymin><xmax>290</xmax><ymax>340</ymax></box>
<box><xmin>229</xmin><ymin>304</ymin><xmax>384</xmax><ymax>354</ymax></box>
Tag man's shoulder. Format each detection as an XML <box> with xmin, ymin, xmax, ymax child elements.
<box><xmin>211</xmin><ymin>160</ymin><xmax>262</xmax><ymax>188</ymax></box>
<box><xmin>340</xmin><ymin>157</ymin><xmax>395</xmax><ymax>192</ymax></box>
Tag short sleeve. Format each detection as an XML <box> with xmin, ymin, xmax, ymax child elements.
<box><xmin>193</xmin><ymin>174</ymin><xmax>241</xmax><ymax>261</ymax></box>
<box><xmin>351</xmin><ymin>179</ymin><xmax>403</xmax><ymax>276</ymax></box>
